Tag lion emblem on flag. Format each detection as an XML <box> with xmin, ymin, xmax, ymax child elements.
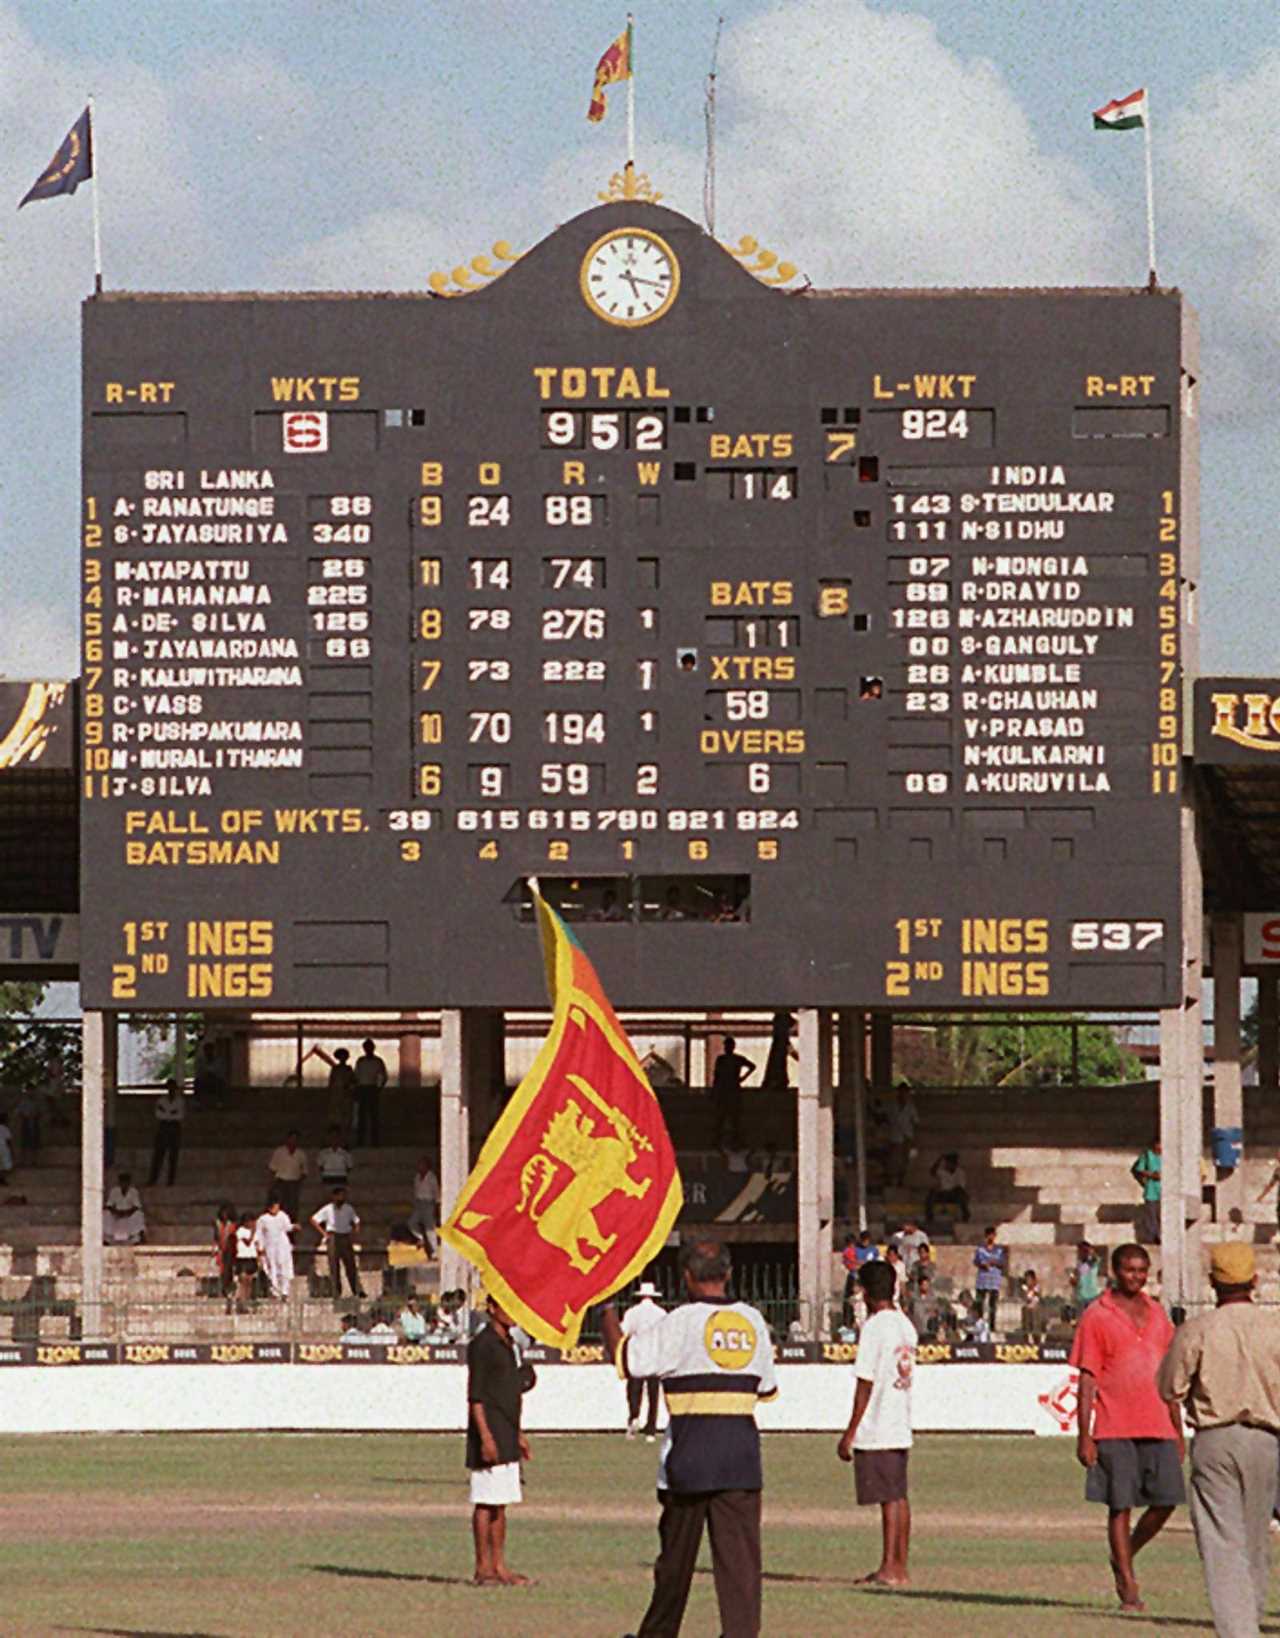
<box><xmin>517</xmin><ymin>1074</ymin><xmax>653</xmax><ymax>1273</ymax></box>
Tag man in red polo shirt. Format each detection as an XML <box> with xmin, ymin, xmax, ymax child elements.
<box><xmin>1070</xmin><ymin>1241</ymin><xmax>1185</xmax><ymax>1612</ymax></box>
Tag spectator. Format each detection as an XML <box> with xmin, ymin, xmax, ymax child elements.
<box><xmin>14</xmin><ymin>1084</ymin><xmax>42</xmax><ymax>1163</ymax></box>
<box><xmin>212</xmin><ymin>1201</ymin><xmax>237</xmax><ymax>1310</ymax></box>
<box><xmin>854</xmin><ymin>1229</ymin><xmax>879</xmax><ymax>1268</ymax></box>
<box><xmin>433</xmin><ymin>1288</ymin><xmax>469</xmax><ymax>1345</ymax></box>
<box><xmin>340</xmin><ymin>1312</ymin><xmax>368</xmax><ymax>1343</ymax></box>
<box><xmin>710</xmin><ymin>1035</ymin><xmax>755</xmax><ymax>1150</ymax></box>
<box><xmin>966</xmin><ymin>1303</ymin><xmax>992</xmax><ymax>1344</ymax></box>
<box><xmin>1020</xmin><ymin>1269</ymin><xmax>1045</xmax><ymax>1340</ymax></box>
<box><xmin>761</xmin><ymin>1011</ymin><xmax>798</xmax><ymax>1090</ymax></box>
<box><xmin>399</xmin><ymin>1294</ymin><xmax>429</xmax><ymax>1343</ymax></box>
<box><xmin>659</xmin><ymin>885</ymin><xmax>687</xmax><ymax>920</ymax></box>
<box><xmin>367</xmin><ymin>1309</ymin><xmax>397</xmax><ymax>1341</ymax></box>
<box><xmin>253</xmin><ymin>1196</ymin><xmax>295</xmax><ymax>1300</ymax></box>
<box><xmin>925</xmin><ymin>1152</ymin><xmax>971</xmax><ymax>1224</ymax></box>
<box><xmin>103</xmin><ymin>1170</ymin><xmax>145</xmax><ymax>1244</ymax></box>
<box><xmin>266</xmin><ymin>1131</ymin><xmax>308</xmax><ymax>1222</ymax></box>
<box><xmin>972</xmin><ymin>1226</ymin><xmax>1006</xmax><ymax>1331</ymax></box>
<box><xmin>886</xmin><ymin>1087</ymin><xmax>918</xmax><ymax>1188</ymax></box>
<box><xmin>317</xmin><ymin>1125</ymin><xmax>353</xmax><ymax>1189</ymax></box>
<box><xmin>891</xmin><ymin>1218</ymin><xmax>929</xmax><ymax>1276</ymax></box>
<box><xmin>910</xmin><ymin>1274</ymin><xmax>939</xmax><ymax>1340</ymax></box>
<box><xmin>621</xmin><ymin>1280</ymin><xmax>665</xmax><ymax>1442</ymax></box>
<box><xmin>911</xmin><ymin>1243</ymin><xmax>937</xmax><ymax>1291</ymax></box>
<box><xmin>312</xmin><ymin>1045</ymin><xmax>356</xmax><ymax>1137</ymax></box>
<box><xmin>147</xmin><ymin>1077</ymin><xmax>185</xmax><ymax>1186</ymax></box>
<box><xmin>233</xmin><ymin>1211</ymin><xmax>258</xmax><ymax>1311</ymax></box>
<box><xmin>1131</xmin><ymin>1140</ymin><xmax>1162</xmax><ymax>1244</ymax></box>
<box><xmin>311</xmin><ymin>1184</ymin><xmax>365</xmax><ymax>1300</ymax></box>
<box><xmin>1072</xmin><ymin>1241</ymin><xmax>1103</xmax><ymax>1312</ymax></box>
<box><xmin>353</xmin><ymin>1037</ymin><xmax>388</xmax><ymax>1147</ymax></box>
<box><xmin>1254</xmin><ymin>1156</ymin><xmax>1280</xmax><ymax>1238</ymax></box>
<box><xmin>408</xmin><ymin>1154</ymin><xmax>440</xmax><ymax>1256</ymax></box>
<box><xmin>192</xmin><ymin>1039</ymin><xmax>227</xmax><ymax>1109</ymax></box>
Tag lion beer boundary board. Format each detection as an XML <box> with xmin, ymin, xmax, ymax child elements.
<box><xmin>79</xmin><ymin>196</ymin><xmax>1196</xmax><ymax>1010</ymax></box>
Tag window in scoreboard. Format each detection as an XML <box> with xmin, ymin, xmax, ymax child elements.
<box><xmin>505</xmin><ymin>876</ymin><xmax>752</xmax><ymax>924</ymax></box>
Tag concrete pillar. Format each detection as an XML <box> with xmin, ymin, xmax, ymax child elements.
<box><xmin>1212</xmin><ymin>915</ymin><xmax>1244</xmax><ymax>1219</ymax></box>
<box><xmin>398</xmin><ymin>1012</ymin><xmax>423</xmax><ymax>1089</ymax></box>
<box><xmin>1160</xmin><ymin>786</ymin><xmax>1205</xmax><ymax>1309</ymax></box>
<box><xmin>439</xmin><ymin>1009</ymin><xmax>472</xmax><ymax>1298</ymax></box>
<box><xmin>80</xmin><ymin>1011</ymin><xmax>113</xmax><ymax>1340</ymax></box>
<box><xmin>797</xmin><ymin>1008</ymin><xmax>834</xmax><ymax>1339</ymax></box>
<box><xmin>1259</xmin><ymin>976</ymin><xmax>1279</xmax><ymax>1092</ymax></box>
<box><xmin>840</xmin><ymin>1009</ymin><xmax>869</xmax><ymax>1234</ymax></box>
<box><xmin>439</xmin><ymin>1009</ymin><xmax>504</xmax><ymax>1296</ymax></box>
<box><xmin>870</xmin><ymin>1012</ymin><xmax>892</xmax><ymax>1094</ymax></box>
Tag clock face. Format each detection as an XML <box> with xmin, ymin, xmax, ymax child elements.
<box><xmin>581</xmin><ymin>229</ymin><xmax>680</xmax><ymax>328</ymax></box>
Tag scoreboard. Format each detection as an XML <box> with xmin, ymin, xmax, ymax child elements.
<box><xmin>80</xmin><ymin>199</ymin><xmax>1194</xmax><ymax>1010</ymax></box>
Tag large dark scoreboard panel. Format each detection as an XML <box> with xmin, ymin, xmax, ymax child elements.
<box><xmin>80</xmin><ymin>202</ymin><xmax>1192</xmax><ymax>1010</ymax></box>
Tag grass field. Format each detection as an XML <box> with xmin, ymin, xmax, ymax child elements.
<box><xmin>0</xmin><ymin>1431</ymin><xmax>1261</xmax><ymax>1635</ymax></box>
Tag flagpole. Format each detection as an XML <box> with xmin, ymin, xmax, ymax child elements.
<box><xmin>1142</xmin><ymin>92</ymin><xmax>1157</xmax><ymax>289</ymax></box>
<box><xmin>88</xmin><ymin>95</ymin><xmax>103</xmax><ymax>293</ymax></box>
<box><xmin>703</xmin><ymin>14</ymin><xmax>724</xmax><ymax>234</ymax></box>
<box><xmin>626</xmin><ymin>13</ymin><xmax>636</xmax><ymax>174</ymax></box>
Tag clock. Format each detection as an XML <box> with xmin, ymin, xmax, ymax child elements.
<box><xmin>580</xmin><ymin>228</ymin><xmax>680</xmax><ymax>328</ymax></box>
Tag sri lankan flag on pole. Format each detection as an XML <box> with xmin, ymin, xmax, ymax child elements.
<box><xmin>587</xmin><ymin>23</ymin><xmax>632</xmax><ymax>123</ymax></box>
<box><xmin>440</xmin><ymin>884</ymin><xmax>681</xmax><ymax>1349</ymax></box>
<box><xmin>1093</xmin><ymin>88</ymin><xmax>1147</xmax><ymax>130</ymax></box>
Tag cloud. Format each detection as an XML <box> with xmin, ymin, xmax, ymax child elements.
<box><xmin>0</xmin><ymin>600</ymin><xmax>76</xmax><ymax>680</ymax></box>
<box><xmin>706</xmin><ymin>0</ymin><xmax>1128</xmax><ymax>289</ymax></box>
<box><xmin>1164</xmin><ymin>50</ymin><xmax>1280</xmax><ymax>425</ymax></box>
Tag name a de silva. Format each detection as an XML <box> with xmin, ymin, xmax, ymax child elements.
<box><xmin>121</xmin><ymin>808</ymin><xmax>362</xmax><ymax>866</ymax></box>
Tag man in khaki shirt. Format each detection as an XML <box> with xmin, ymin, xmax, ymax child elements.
<box><xmin>1158</xmin><ymin>1242</ymin><xmax>1280</xmax><ymax>1638</ymax></box>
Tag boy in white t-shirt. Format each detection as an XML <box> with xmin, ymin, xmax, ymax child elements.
<box><xmin>837</xmin><ymin>1258</ymin><xmax>917</xmax><ymax>1587</ymax></box>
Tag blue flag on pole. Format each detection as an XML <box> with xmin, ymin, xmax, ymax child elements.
<box><xmin>19</xmin><ymin>107</ymin><xmax>92</xmax><ymax>209</ymax></box>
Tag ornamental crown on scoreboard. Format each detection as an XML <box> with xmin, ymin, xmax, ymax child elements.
<box><xmin>79</xmin><ymin>176</ymin><xmax>1196</xmax><ymax>1013</ymax></box>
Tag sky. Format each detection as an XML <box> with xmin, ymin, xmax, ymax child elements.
<box><xmin>2</xmin><ymin>0</ymin><xmax>1279</xmax><ymax>679</ymax></box>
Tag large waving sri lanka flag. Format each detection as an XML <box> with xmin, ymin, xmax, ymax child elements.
<box><xmin>441</xmin><ymin>883</ymin><xmax>682</xmax><ymax>1348</ymax></box>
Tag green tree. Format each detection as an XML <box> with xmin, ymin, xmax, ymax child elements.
<box><xmin>903</xmin><ymin>1015</ymin><xmax>1142</xmax><ymax>1087</ymax></box>
<box><xmin>0</xmin><ymin>983</ymin><xmax>81</xmax><ymax>1090</ymax></box>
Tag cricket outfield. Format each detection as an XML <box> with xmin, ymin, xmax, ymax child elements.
<box><xmin>2</xmin><ymin>1431</ymin><xmax>1233</xmax><ymax>1635</ymax></box>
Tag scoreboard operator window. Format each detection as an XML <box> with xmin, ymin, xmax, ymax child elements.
<box><xmin>81</xmin><ymin>206</ymin><xmax>1194</xmax><ymax>1011</ymax></box>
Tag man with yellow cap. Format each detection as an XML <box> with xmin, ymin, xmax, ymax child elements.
<box><xmin>1158</xmin><ymin>1241</ymin><xmax>1280</xmax><ymax>1637</ymax></box>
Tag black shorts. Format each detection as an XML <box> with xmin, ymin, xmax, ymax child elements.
<box><xmin>1085</xmin><ymin>1438</ymin><xmax>1185</xmax><ymax>1510</ymax></box>
<box><xmin>853</xmin><ymin>1447</ymin><xmax>909</xmax><ymax>1505</ymax></box>
<box><xmin>234</xmin><ymin>1258</ymin><xmax>257</xmax><ymax>1277</ymax></box>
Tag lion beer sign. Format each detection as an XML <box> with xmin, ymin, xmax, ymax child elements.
<box><xmin>442</xmin><ymin>888</ymin><xmax>682</xmax><ymax>1348</ymax></box>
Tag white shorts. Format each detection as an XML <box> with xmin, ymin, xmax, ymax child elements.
<box><xmin>469</xmin><ymin>1461</ymin><xmax>522</xmax><ymax>1507</ymax></box>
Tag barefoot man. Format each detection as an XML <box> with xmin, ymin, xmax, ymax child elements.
<box><xmin>837</xmin><ymin>1258</ymin><xmax>917</xmax><ymax>1588</ymax></box>
<box><xmin>466</xmin><ymin>1294</ymin><xmax>537</xmax><ymax>1587</ymax></box>
<box><xmin>1069</xmin><ymin>1242</ymin><xmax>1185</xmax><ymax>1612</ymax></box>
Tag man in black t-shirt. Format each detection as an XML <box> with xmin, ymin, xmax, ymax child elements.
<box><xmin>466</xmin><ymin>1294</ymin><xmax>536</xmax><ymax>1586</ymax></box>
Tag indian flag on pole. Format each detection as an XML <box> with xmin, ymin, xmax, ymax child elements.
<box><xmin>1094</xmin><ymin>88</ymin><xmax>1146</xmax><ymax>130</ymax></box>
